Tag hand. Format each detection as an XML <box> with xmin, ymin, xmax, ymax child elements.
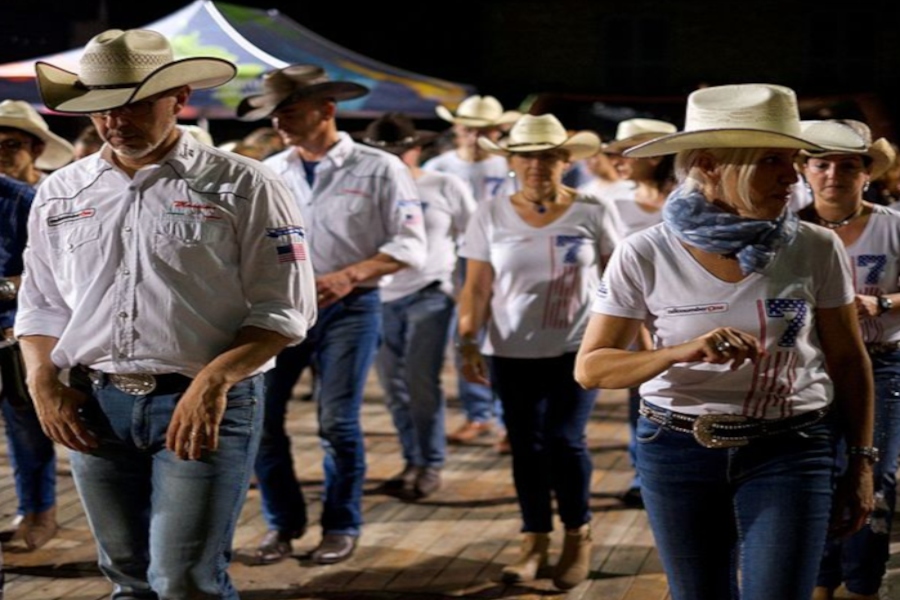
<box><xmin>2</xmin><ymin>327</ymin><xmax>13</xmax><ymax>341</ymax></box>
<box><xmin>31</xmin><ymin>381</ymin><xmax>97</xmax><ymax>452</ymax></box>
<box><xmin>854</xmin><ymin>294</ymin><xmax>880</xmax><ymax>319</ymax></box>
<box><xmin>829</xmin><ymin>460</ymin><xmax>875</xmax><ymax>538</ymax></box>
<box><xmin>315</xmin><ymin>271</ymin><xmax>355</xmax><ymax>308</ymax></box>
<box><xmin>669</xmin><ymin>327</ymin><xmax>764</xmax><ymax>371</ymax></box>
<box><xmin>459</xmin><ymin>344</ymin><xmax>490</xmax><ymax>385</ymax></box>
<box><xmin>165</xmin><ymin>379</ymin><xmax>230</xmax><ymax>460</ymax></box>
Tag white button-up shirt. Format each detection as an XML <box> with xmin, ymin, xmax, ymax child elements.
<box><xmin>15</xmin><ymin>131</ymin><xmax>317</xmax><ymax>378</ymax></box>
<box><xmin>264</xmin><ymin>133</ymin><xmax>426</xmax><ymax>284</ymax></box>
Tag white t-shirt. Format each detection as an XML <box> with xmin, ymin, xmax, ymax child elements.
<box><xmin>592</xmin><ymin>222</ymin><xmax>854</xmax><ymax>418</ymax></box>
<box><xmin>380</xmin><ymin>171</ymin><xmax>476</xmax><ymax>302</ymax></box>
<box><xmin>460</xmin><ymin>194</ymin><xmax>620</xmax><ymax>358</ymax></box>
<box><xmin>577</xmin><ymin>178</ymin><xmax>632</xmax><ymax>203</ymax></box>
<box><xmin>422</xmin><ymin>150</ymin><xmax>514</xmax><ymax>202</ymax></box>
<box><xmin>844</xmin><ymin>204</ymin><xmax>900</xmax><ymax>344</ymax></box>
<box><xmin>600</xmin><ymin>182</ymin><xmax>665</xmax><ymax>239</ymax></box>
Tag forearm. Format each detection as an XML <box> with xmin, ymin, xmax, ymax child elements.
<box><xmin>18</xmin><ymin>334</ymin><xmax>62</xmax><ymax>392</ymax></box>
<box><xmin>338</xmin><ymin>253</ymin><xmax>406</xmax><ymax>285</ymax></box>
<box><xmin>575</xmin><ymin>346</ymin><xmax>680</xmax><ymax>390</ymax></box>
<box><xmin>192</xmin><ymin>326</ymin><xmax>293</xmax><ymax>390</ymax></box>
<box><xmin>457</xmin><ymin>287</ymin><xmax>491</xmax><ymax>340</ymax></box>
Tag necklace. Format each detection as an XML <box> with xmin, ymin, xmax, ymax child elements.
<box><xmin>815</xmin><ymin>205</ymin><xmax>863</xmax><ymax>230</ymax></box>
<box><xmin>519</xmin><ymin>192</ymin><xmax>558</xmax><ymax>214</ymax></box>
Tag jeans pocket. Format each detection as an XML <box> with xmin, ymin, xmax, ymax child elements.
<box><xmin>636</xmin><ymin>416</ymin><xmax>665</xmax><ymax>444</ymax></box>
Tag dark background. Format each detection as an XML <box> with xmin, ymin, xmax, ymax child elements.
<box><xmin>3</xmin><ymin>0</ymin><xmax>900</xmax><ymax>144</ymax></box>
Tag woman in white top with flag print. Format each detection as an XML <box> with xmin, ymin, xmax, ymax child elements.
<box><xmin>575</xmin><ymin>84</ymin><xmax>876</xmax><ymax>600</ymax></box>
<box><xmin>456</xmin><ymin>114</ymin><xmax>620</xmax><ymax>591</ymax></box>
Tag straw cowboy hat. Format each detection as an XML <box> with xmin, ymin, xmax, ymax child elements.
<box><xmin>0</xmin><ymin>100</ymin><xmax>74</xmax><ymax>170</ymax></box>
<box><xmin>353</xmin><ymin>113</ymin><xmax>437</xmax><ymax>155</ymax></box>
<box><xmin>435</xmin><ymin>95</ymin><xmax>521</xmax><ymax>128</ymax></box>
<box><xmin>624</xmin><ymin>83</ymin><xmax>826</xmax><ymax>158</ymax></box>
<box><xmin>800</xmin><ymin>119</ymin><xmax>896</xmax><ymax>180</ymax></box>
<box><xmin>602</xmin><ymin>118</ymin><xmax>677</xmax><ymax>154</ymax></box>
<box><xmin>237</xmin><ymin>65</ymin><xmax>369</xmax><ymax>121</ymax></box>
<box><xmin>35</xmin><ymin>29</ymin><xmax>236</xmax><ymax>114</ymax></box>
<box><xmin>478</xmin><ymin>114</ymin><xmax>601</xmax><ymax>161</ymax></box>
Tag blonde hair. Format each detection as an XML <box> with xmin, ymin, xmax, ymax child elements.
<box><xmin>675</xmin><ymin>147</ymin><xmax>769</xmax><ymax>213</ymax></box>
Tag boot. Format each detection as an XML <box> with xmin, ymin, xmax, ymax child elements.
<box><xmin>24</xmin><ymin>505</ymin><xmax>58</xmax><ymax>551</ymax></box>
<box><xmin>501</xmin><ymin>532</ymin><xmax>550</xmax><ymax>583</ymax></box>
<box><xmin>553</xmin><ymin>524</ymin><xmax>592</xmax><ymax>590</ymax></box>
<box><xmin>811</xmin><ymin>586</ymin><xmax>834</xmax><ymax>600</ymax></box>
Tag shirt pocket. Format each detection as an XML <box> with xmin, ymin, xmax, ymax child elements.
<box><xmin>47</xmin><ymin>222</ymin><xmax>103</xmax><ymax>284</ymax></box>
<box><xmin>153</xmin><ymin>217</ymin><xmax>236</xmax><ymax>276</ymax></box>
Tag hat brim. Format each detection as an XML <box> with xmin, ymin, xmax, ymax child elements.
<box><xmin>352</xmin><ymin>130</ymin><xmax>438</xmax><ymax>155</ymax></box>
<box><xmin>602</xmin><ymin>132</ymin><xmax>673</xmax><ymax>154</ymax></box>
<box><xmin>624</xmin><ymin>129</ymin><xmax>825</xmax><ymax>158</ymax></box>
<box><xmin>236</xmin><ymin>81</ymin><xmax>369</xmax><ymax>121</ymax></box>
<box><xmin>802</xmin><ymin>138</ymin><xmax>896</xmax><ymax>180</ymax></box>
<box><xmin>0</xmin><ymin>115</ymin><xmax>74</xmax><ymax>170</ymax></box>
<box><xmin>435</xmin><ymin>105</ymin><xmax>521</xmax><ymax>127</ymax></box>
<box><xmin>36</xmin><ymin>58</ymin><xmax>237</xmax><ymax>114</ymax></box>
<box><xmin>479</xmin><ymin>130</ymin><xmax>601</xmax><ymax>162</ymax></box>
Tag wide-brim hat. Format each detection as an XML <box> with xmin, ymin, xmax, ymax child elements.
<box><xmin>35</xmin><ymin>29</ymin><xmax>236</xmax><ymax>114</ymax></box>
<box><xmin>624</xmin><ymin>84</ymin><xmax>825</xmax><ymax>158</ymax></box>
<box><xmin>478</xmin><ymin>114</ymin><xmax>601</xmax><ymax>161</ymax></box>
<box><xmin>0</xmin><ymin>100</ymin><xmax>74</xmax><ymax>170</ymax></box>
<box><xmin>799</xmin><ymin>119</ymin><xmax>896</xmax><ymax>180</ymax></box>
<box><xmin>237</xmin><ymin>65</ymin><xmax>369</xmax><ymax>121</ymax></box>
<box><xmin>435</xmin><ymin>94</ymin><xmax>521</xmax><ymax>128</ymax></box>
<box><xmin>352</xmin><ymin>112</ymin><xmax>437</xmax><ymax>155</ymax></box>
<box><xmin>602</xmin><ymin>118</ymin><xmax>678</xmax><ymax>154</ymax></box>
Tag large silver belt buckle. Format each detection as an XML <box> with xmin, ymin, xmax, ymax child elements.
<box><xmin>692</xmin><ymin>414</ymin><xmax>750</xmax><ymax>449</ymax></box>
<box><xmin>109</xmin><ymin>374</ymin><xmax>157</xmax><ymax>395</ymax></box>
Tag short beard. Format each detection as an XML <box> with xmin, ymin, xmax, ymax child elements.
<box><xmin>108</xmin><ymin>119</ymin><xmax>177</xmax><ymax>161</ymax></box>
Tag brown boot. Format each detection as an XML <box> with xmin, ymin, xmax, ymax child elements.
<box><xmin>811</xmin><ymin>586</ymin><xmax>834</xmax><ymax>600</ymax></box>
<box><xmin>25</xmin><ymin>505</ymin><xmax>58</xmax><ymax>550</ymax></box>
<box><xmin>553</xmin><ymin>524</ymin><xmax>592</xmax><ymax>590</ymax></box>
<box><xmin>501</xmin><ymin>532</ymin><xmax>550</xmax><ymax>583</ymax></box>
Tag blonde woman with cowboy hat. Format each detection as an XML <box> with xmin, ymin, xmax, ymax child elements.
<box><xmin>456</xmin><ymin>113</ymin><xmax>620</xmax><ymax>590</ymax></box>
<box><xmin>795</xmin><ymin>120</ymin><xmax>899</xmax><ymax>600</ymax></box>
<box><xmin>16</xmin><ymin>28</ymin><xmax>317</xmax><ymax>598</ymax></box>
<box><xmin>575</xmin><ymin>83</ymin><xmax>876</xmax><ymax>600</ymax></box>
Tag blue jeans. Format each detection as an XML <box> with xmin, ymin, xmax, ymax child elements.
<box><xmin>636</xmin><ymin>409</ymin><xmax>836</xmax><ymax>600</ymax></box>
<box><xmin>490</xmin><ymin>353</ymin><xmax>596</xmax><ymax>532</ymax></box>
<box><xmin>256</xmin><ymin>288</ymin><xmax>381</xmax><ymax>537</ymax></box>
<box><xmin>71</xmin><ymin>374</ymin><xmax>263</xmax><ymax>600</ymax></box>
<box><xmin>375</xmin><ymin>285</ymin><xmax>454</xmax><ymax>468</ymax></box>
<box><xmin>817</xmin><ymin>350</ymin><xmax>900</xmax><ymax>595</ymax></box>
<box><xmin>1</xmin><ymin>397</ymin><xmax>56</xmax><ymax>514</ymax></box>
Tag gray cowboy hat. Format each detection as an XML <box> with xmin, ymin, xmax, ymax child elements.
<box><xmin>237</xmin><ymin>65</ymin><xmax>369</xmax><ymax>121</ymax></box>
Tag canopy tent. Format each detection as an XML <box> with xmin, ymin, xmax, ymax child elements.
<box><xmin>0</xmin><ymin>0</ymin><xmax>475</xmax><ymax>119</ymax></box>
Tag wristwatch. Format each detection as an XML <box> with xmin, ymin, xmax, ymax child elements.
<box><xmin>878</xmin><ymin>295</ymin><xmax>893</xmax><ymax>316</ymax></box>
<box><xmin>847</xmin><ymin>445</ymin><xmax>880</xmax><ymax>464</ymax></box>
<box><xmin>0</xmin><ymin>278</ymin><xmax>15</xmax><ymax>301</ymax></box>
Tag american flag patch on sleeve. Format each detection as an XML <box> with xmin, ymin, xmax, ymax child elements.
<box><xmin>277</xmin><ymin>243</ymin><xmax>307</xmax><ymax>263</ymax></box>
<box><xmin>267</xmin><ymin>225</ymin><xmax>308</xmax><ymax>263</ymax></box>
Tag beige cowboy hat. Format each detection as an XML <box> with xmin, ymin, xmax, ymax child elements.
<box><xmin>237</xmin><ymin>65</ymin><xmax>369</xmax><ymax>121</ymax></box>
<box><xmin>624</xmin><ymin>83</ymin><xmax>826</xmax><ymax>158</ymax></box>
<box><xmin>602</xmin><ymin>118</ymin><xmax>678</xmax><ymax>154</ymax></box>
<box><xmin>35</xmin><ymin>29</ymin><xmax>236</xmax><ymax>114</ymax></box>
<box><xmin>0</xmin><ymin>100</ymin><xmax>74</xmax><ymax>170</ymax></box>
<box><xmin>799</xmin><ymin>120</ymin><xmax>896</xmax><ymax>180</ymax></box>
<box><xmin>352</xmin><ymin>112</ymin><xmax>437</xmax><ymax>156</ymax></box>
<box><xmin>478</xmin><ymin>114</ymin><xmax>601</xmax><ymax>161</ymax></box>
<box><xmin>435</xmin><ymin>95</ymin><xmax>521</xmax><ymax>128</ymax></box>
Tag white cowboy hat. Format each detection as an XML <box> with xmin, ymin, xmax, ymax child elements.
<box><xmin>0</xmin><ymin>100</ymin><xmax>74</xmax><ymax>170</ymax></box>
<box><xmin>799</xmin><ymin>120</ymin><xmax>896</xmax><ymax>180</ymax></box>
<box><xmin>624</xmin><ymin>83</ymin><xmax>825</xmax><ymax>158</ymax></box>
<box><xmin>602</xmin><ymin>118</ymin><xmax>677</xmax><ymax>154</ymax></box>
<box><xmin>435</xmin><ymin>95</ymin><xmax>521</xmax><ymax>128</ymax></box>
<box><xmin>237</xmin><ymin>64</ymin><xmax>369</xmax><ymax>121</ymax></box>
<box><xmin>478</xmin><ymin>114</ymin><xmax>601</xmax><ymax>161</ymax></box>
<box><xmin>35</xmin><ymin>29</ymin><xmax>236</xmax><ymax>114</ymax></box>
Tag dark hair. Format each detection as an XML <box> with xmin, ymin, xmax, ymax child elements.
<box><xmin>0</xmin><ymin>127</ymin><xmax>42</xmax><ymax>147</ymax></box>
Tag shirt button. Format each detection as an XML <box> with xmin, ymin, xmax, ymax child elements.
<box><xmin>124</xmin><ymin>226</ymin><xmax>132</xmax><ymax>233</ymax></box>
<box><xmin>122</xmin><ymin>269</ymin><xmax>131</xmax><ymax>275</ymax></box>
<box><xmin>118</xmin><ymin>311</ymin><xmax>128</xmax><ymax>318</ymax></box>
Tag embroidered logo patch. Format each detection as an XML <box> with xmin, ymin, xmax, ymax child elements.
<box><xmin>266</xmin><ymin>225</ymin><xmax>307</xmax><ymax>263</ymax></box>
<box><xmin>47</xmin><ymin>208</ymin><xmax>96</xmax><ymax>227</ymax></box>
<box><xmin>167</xmin><ymin>200</ymin><xmax>221</xmax><ymax>220</ymax></box>
<box><xmin>398</xmin><ymin>199</ymin><xmax>422</xmax><ymax>227</ymax></box>
<box><xmin>664</xmin><ymin>303</ymin><xmax>728</xmax><ymax>316</ymax></box>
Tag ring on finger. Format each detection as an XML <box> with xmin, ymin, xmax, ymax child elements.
<box><xmin>715</xmin><ymin>340</ymin><xmax>732</xmax><ymax>353</ymax></box>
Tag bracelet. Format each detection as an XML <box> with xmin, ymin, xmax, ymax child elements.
<box><xmin>847</xmin><ymin>445</ymin><xmax>880</xmax><ymax>464</ymax></box>
<box><xmin>0</xmin><ymin>278</ymin><xmax>15</xmax><ymax>301</ymax></box>
<box><xmin>455</xmin><ymin>336</ymin><xmax>478</xmax><ymax>351</ymax></box>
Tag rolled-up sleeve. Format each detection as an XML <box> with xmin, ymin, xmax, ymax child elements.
<box><xmin>377</xmin><ymin>159</ymin><xmax>427</xmax><ymax>270</ymax></box>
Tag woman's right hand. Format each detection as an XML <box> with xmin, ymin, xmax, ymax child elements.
<box><xmin>668</xmin><ymin>327</ymin><xmax>765</xmax><ymax>370</ymax></box>
<box><xmin>459</xmin><ymin>344</ymin><xmax>490</xmax><ymax>385</ymax></box>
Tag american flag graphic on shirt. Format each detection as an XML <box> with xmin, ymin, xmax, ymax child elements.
<box><xmin>543</xmin><ymin>235</ymin><xmax>585</xmax><ymax>329</ymax></box>
<box><xmin>266</xmin><ymin>226</ymin><xmax>308</xmax><ymax>264</ymax></box>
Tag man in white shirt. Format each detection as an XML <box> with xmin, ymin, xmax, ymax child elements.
<box><xmin>238</xmin><ymin>65</ymin><xmax>427</xmax><ymax>565</ymax></box>
<box><xmin>15</xmin><ymin>29</ymin><xmax>317</xmax><ymax>599</ymax></box>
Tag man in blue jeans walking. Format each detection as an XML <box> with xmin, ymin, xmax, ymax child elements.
<box><xmin>238</xmin><ymin>66</ymin><xmax>426</xmax><ymax>564</ymax></box>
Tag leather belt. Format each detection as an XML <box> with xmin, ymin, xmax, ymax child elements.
<box><xmin>865</xmin><ymin>341</ymin><xmax>900</xmax><ymax>356</ymax></box>
<box><xmin>639</xmin><ymin>401</ymin><xmax>829</xmax><ymax>449</ymax></box>
<box><xmin>76</xmin><ymin>366</ymin><xmax>192</xmax><ymax>396</ymax></box>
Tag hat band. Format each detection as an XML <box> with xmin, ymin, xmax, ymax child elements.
<box><xmin>363</xmin><ymin>136</ymin><xmax>416</xmax><ymax>147</ymax></box>
<box><xmin>75</xmin><ymin>80</ymin><xmax>140</xmax><ymax>91</ymax></box>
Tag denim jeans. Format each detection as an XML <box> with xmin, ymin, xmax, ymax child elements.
<box><xmin>636</xmin><ymin>408</ymin><xmax>836</xmax><ymax>600</ymax></box>
<box><xmin>375</xmin><ymin>285</ymin><xmax>454</xmax><ymax>468</ymax></box>
<box><xmin>490</xmin><ymin>353</ymin><xmax>596</xmax><ymax>532</ymax></box>
<box><xmin>256</xmin><ymin>288</ymin><xmax>381</xmax><ymax>537</ymax></box>
<box><xmin>817</xmin><ymin>350</ymin><xmax>900</xmax><ymax>595</ymax></box>
<box><xmin>70</xmin><ymin>374</ymin><xmax>263</xmax><ymax>600</ymax></box>
<box><xmin>1</xmin><ymin>396</ymin><xmax>56</xmax><ymax>514</ymax></box>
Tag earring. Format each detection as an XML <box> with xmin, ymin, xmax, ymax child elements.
<box><xmin>864</xmin><ymin>180</ymin><xmax>871</xmax><ymax>193</ymax></box>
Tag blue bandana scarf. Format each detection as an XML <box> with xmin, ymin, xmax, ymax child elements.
<box><xmin>662</xmin><ymin>185</ymin><xmax>799</xmax><ymax>275</ymax></box>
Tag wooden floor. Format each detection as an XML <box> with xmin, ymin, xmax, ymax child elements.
<box><xmin>1</xmin><ymin>368</ymin><xmax>899</xmax><ymax>599</ymax></box>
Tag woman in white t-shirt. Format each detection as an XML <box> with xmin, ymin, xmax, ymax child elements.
<box><xmin>796</xmin><ymin>119</ymin><xmax>900</xmax><ymax>600</ymax></box>
<box><xmin>456</xmin><ymin>114</ymin><xmax>619</xmax><ymax>591</ymax></box>
<box><xmin>575</xmin><ymin>84</ymin><xmax>876</xmax><ymax>600</ymax></box>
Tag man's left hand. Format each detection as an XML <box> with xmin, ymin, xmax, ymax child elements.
<box><xmin>166</xmin><ymin>380</ymin><xmax>230</xmax><ymax>460</ymax></box>
<box><xmin>315</xmin><ymin>271</ymin><xmax>355</xmax><ymax>307</ymax></box>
